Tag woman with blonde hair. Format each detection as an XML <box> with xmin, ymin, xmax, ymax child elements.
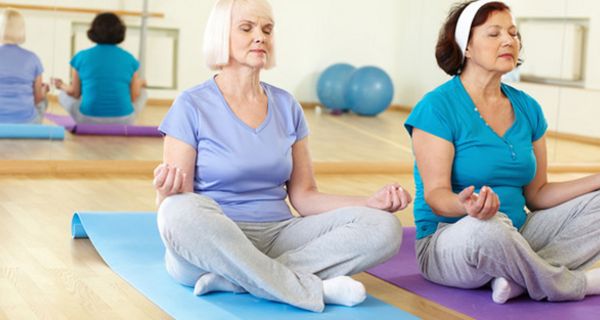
<box><xmin>153</xmin><ymin>0</ymin><xmax>411</xmax><ymax>312</ymax></box>
<box><xmin>0</xmin><ymin>8</ymin><xmax>49</xmax><ymax>123</ymax></box>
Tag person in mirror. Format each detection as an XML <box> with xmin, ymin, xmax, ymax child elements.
<box><xmin>52</xmin><ymin>12</ymin><xmax>146</xmax><ymax>124</ymax></box>
<box><xmin>153</xmin><ymin>0</ymin><xmax>411</xmax><ymax>312</ymax></box>
<box><xmin>0</xmin><ymin>8</ymin><xmax>49</xmax><ymax>124</ymax></box>
<box><xmin>405</xmin><ymin>0</ymin><xmax>600</xmax><ymax>305</ymax></box>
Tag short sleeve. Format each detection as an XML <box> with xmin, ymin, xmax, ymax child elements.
<box><xmin>32</xmin><ymin>53</ymin><xmax>43</xmax><ymax>77</ymax></box>
<box><xmin>159</xmin><ymin>92</ymin><xmax>200</xmax><ymax>148</ymax></box>
<box><xmin>527</xmin><ymin>96</ymin><xmax>548</xmax><ymax>142</ymax></box>
<box><xmin>70</xmin><ymin>51</ymin><xmax>82</xmax><ymax>70</ymax></box>
<box><xmin>131</xmin><ymin>55</ymin><xmax>140</xmax><ymax>73</ymax></box>
<box><xmin>404</xmin><ymin>93</ymin><xmax>454</xmax><ymax>142</ymax></box>
<box><xmin>292</xmin><ymin>100</ymin><xmax>309</xmax><ymax>141</ymax></box>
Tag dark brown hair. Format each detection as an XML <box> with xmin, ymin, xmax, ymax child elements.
<box><xmin>435</xmin><ymin>1</ymin><xmax>521</xmax><ymax>75</ymax></box>
<box><xmin>87</xmin><ymin>12</ymin><xmax>126</xmax><ymax>44</ymax></box>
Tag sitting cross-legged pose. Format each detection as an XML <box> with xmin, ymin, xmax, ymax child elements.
<box><xmin>52</xmin><ymin>12</ymin><xmax>146</xmax><ymax>124</ymax></box>
<box><xmin>406</xmin><ymin>0</ymin><xmax>600</xmax><ymax>304</ymax></box>
<box><xmin>0</xmin><ymin>9</ymin><xmax>49</xmax><ymax>124</ymax></box>
<box><xmin>153</xmin><ymin>0</ymin><xmax>411</xmax><ymax>313</ymax></box>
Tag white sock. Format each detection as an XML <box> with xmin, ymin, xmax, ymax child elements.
<box><xmin>193</xmin><ymin>273</ymin><xmax>245</xmax><ymax>295</ymax></box>
<box><xmin>585</xmin><ymin>268</ymin><xmax>600</xmax><ymax>295</ymax></box>
<box><xmin>322</xmin><ymin>276</ymin><xmax>367</xmax><ymax>307</ymax></box>
<box><xmin>491</xmin><ymin>277</ymin><xmax>525</xmax><ymax>304</ymax></box>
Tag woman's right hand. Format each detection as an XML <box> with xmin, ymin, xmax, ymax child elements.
<box><xmin>51</xmin><ymin>78</ymin><xmax>63</xmax><ymax>90</ymax></box>
<box><xmin>458</xmin><ymin>185</ymin><xmax>500</xmax><ymax>220</ymax></box>
<box><xmin>153</xmin><ymin>163</ymin><xmax>187</xmax><ymax>205</ymax></box>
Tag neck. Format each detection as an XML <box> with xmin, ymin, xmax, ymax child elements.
<box><xmin>460</xmin><ymin>66</ymin><xmax>503</xmax><ymax>100</ymax></box>
<box><xmin>216</xmin><ymin>66</ymin><xmax>263</xmax><ymax>100</ymax></box>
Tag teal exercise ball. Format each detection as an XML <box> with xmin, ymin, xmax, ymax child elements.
<box><xmin>345</xmin><ymin>66</ymin><xmax>394</xmax><ymax>116</ymax></box>
<box><xmin>317</xmin><ymin>63</ymin><xmax>356</xmax><ymax>110</ymax></box>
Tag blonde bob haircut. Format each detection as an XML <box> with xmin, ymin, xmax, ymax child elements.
<box><xmin>0</xmin><ymin>8</ymin><xmax>26</xmax><ymax>45</ymax></box>
<box><xmin>203</xmin><ymin>0</ymin><xmax>276</xmax><ymax>70</ymax></box>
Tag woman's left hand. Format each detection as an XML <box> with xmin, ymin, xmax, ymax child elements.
<box><xmin>366</xmin><ymin>183</ymin><xmax>412</xmax><ymax>212</ymax></box>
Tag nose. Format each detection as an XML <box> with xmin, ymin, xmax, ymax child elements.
<box><xmin>501</xmin><ymin>32</ymin><xmax>516</xmax><ymax>47</ymax></box>
<box><xmin>253</xmin><ymin>29</ymin><xmax>265</xmax><ymax>44</ymax></box>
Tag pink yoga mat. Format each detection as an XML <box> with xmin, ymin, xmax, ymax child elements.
<box><xmin>366</xmin><ymin>227</ymin><xmax>600</xmax><ymax>320</ymax></box>
<box><xmin>45</xmin><ymin>113</ymin><xmax>162</xmax><ymax>137</ymax></box>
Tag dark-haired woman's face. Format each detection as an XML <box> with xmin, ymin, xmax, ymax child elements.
<box><xmin>465</xmin><ymin>10</ymin><xmax>519</xmax><ymax>75</ymax></box>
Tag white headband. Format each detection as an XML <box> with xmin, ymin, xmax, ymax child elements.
<box><xmin>455</xmin><ymin>0</ymin><xmax>496</xmax><ymax>62</ymax></box>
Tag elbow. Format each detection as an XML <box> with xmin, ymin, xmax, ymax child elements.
<box><xmin>423</xmin><ymin>190</ymin><xmax>448</xmax><ymax>216</ymax></box>
<box><xmin>423</xmin><ymin>191</ymin><xmax>436</xmax><ymax>210</ymax></box>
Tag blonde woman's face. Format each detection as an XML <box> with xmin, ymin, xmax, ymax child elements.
<box><xmin>229</xmin><ymin>4</ymin><xmax>273</xmax><ymax>70</ymax></box>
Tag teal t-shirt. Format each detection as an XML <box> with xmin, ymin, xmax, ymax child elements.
<box><xmin>404</xmin><ymin>76</ymin><xmax>547</xmax><ymax>239</ymax></box>
<box><xmin>71</xmin><ymin>44</ymin><xmax>139</xmax><ymax>117</ymax></box>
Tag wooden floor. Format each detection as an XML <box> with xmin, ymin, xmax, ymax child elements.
<box><xmin>1</xmin><ymin>101</ymin><xmax>599</xmax><ymax>319</ymax></box>
<box><xmin>2</xmin><ymin>101</ymin><xmax>600</xmax><ymax>166</ymax></box>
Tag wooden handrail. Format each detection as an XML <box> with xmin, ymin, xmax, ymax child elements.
<box><xmin>0</xmin><ymin>2</ymin><xmax>164</xmax><ymax>18</ymax></box>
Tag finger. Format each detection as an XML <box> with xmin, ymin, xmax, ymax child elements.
<box><xmin>471</xmin><ymin>186</ymin><xmax>487</xmax><ymax>213</ymax></box>
<box><xmin>458</xmin><ymin>186</ymin><xmax>475</xmax><ymax>203</ymax></box>
<box><xmin>480</xmin><ymin>188</ymin><xmax>496</xmax><ymax>218</ymax></box>
<box><xmin>389</xmin><ymin>187</ymin><xmax>401</xmax><ymax>212</ymax></box>
<box><xmin>152</xmin><ymin>165</ymin><xmax>167</xmax><ymax>188</ymax></box>
<box><xmin>153</xmin><ymin>163</ymin><xmax>165</xmax><ymax>176</ymax></box>
<box><xmin>171</xmin><ymin>168</ymin><xmax>184</xmax><ymax>194</ymax></box>
<box><xmin>397</xmin><ymin>186</ymin><xmax>409</xmax><ymax>210</ymax></box>
<box><xmin>383</xmin><ymin>187</ymin><xmax>392</xmax><ymax>211</ymax></box>
<box><xmin>161</xmin><ymin>166</ymin><xmax>176</xmax><ymax>193</ymax></box>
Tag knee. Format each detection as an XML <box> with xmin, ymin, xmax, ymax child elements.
<box><xmin>362</xmin><ymin>209</ymin><xmax>403</xmax><ymax>259</ymax></box>
<box><xmin>462</xmin><ymin>213</ymin><xmax>518</xmax><ymax>250</ymax></box>
<box><xmin>157</xmin><ymin>193</ymin><xmax>220</xmax><ymax>237</ymax></box>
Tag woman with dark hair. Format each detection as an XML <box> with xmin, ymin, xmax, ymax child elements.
<box><xmin>405</xmin><ymin>0</ymin><xmax>600</xmax><ymax>304</ymax></box>
<box><xmin>53</xmin><ymin>12</ymin><xmax>146</xmax><ymax>124</ymax></box>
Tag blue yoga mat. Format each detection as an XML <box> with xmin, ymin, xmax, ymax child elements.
<box><xmin>0</xmin><ymin>123</ymin><xmax>64</xmax><ymax>140</ymax></box>
<box><xmin>71</xmin><ymin>212</ymin><xmax>418</xmax><ymax>320</ymax></box>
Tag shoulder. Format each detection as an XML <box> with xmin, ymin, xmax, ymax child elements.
<box><xmin>173</xmin><ymin>79</ymin><xmax>221</xmax><ymax>111</ymax></box>
<box><xmin>73</xmin><ymin>47</ymin><xmax>93</xmax><ymax>61</ymax></box>
<box><xmin>502</xmin><ymin>82</ymin><xmax>543</xmax><ymax>115</ymax></box>
<box><xmin>414</xmin><ymin>78</ymin><xmax>459</xmax><ymax>114</ymax></box>
<box><xmin>10</xmin><ymin>46</ymin><xmax>38</xmax><ymax>60</ymax></box>
<box><xmin>116</xmin><ymin>46</ymin><xmax>137</xmax><ymax>60</ymax></box>
<box><xmin>262</xmin><ymin>82</ymin><xmax>296</xmax><ymax>104</ymax></box>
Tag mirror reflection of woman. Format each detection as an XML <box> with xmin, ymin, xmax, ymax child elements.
<box><xmin>0</xmin><ymin>8</ymin><xmax>49</xmax><ymax>124</ymax></box>
<box><xmin>52</xmin><ymin>12</ymin><xmax>146</xmax><ymax>124</ymax></box>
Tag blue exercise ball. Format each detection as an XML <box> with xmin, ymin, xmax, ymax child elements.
<box><xmin>317</xmin><ymin>63</ymin><xmax>356</xmax><ymax>110</ymax></box>
<box><xmin>345</xmin><ymin>66</ymin><xmax>394</xmax><ymax>116</ymax></box>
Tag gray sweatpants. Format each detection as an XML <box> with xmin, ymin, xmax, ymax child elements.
<box><xmin>417</xmin><ymin>190</ymin><xmax>600</xmax><ymax>301</ymax></box>
<box><xmin>58</xmin><ymin>90</ymin><xmax>147</xmax><ymax>124</ymax></box>
<box><xmin>157</xmin><ymin>193</ymin><xmax>403</xmax><ymax>312</ymax></box>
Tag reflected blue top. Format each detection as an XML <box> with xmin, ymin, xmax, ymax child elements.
<box><xmin>0</xmin><ymin>44</ymin><xmax>43</xmax><ymax>123</ymax></box>
<box><xmin>71</xmin><ymin>44</ymin><xmax>139</xmax><ymax>117</ymax></box>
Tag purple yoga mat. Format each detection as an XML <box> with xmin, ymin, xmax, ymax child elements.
<box><xmin>45</xmin><ymin>113</ymin><xmax>162</xmax><ymax>137</ymax></box>
<box><xmin>367</xmin><ymin>227</ymin><xmax>600</xmax><ymax>320</ymax></box>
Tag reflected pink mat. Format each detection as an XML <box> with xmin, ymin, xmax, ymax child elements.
<box><xmin>366</xmin><ymin>227</ymin><xmax>600</xmax><ymax>320</ymax></box>
<box><xmin>45</xmin><ymin>113</ymin><xmax>161</xmax><ymax>137</ymax></box>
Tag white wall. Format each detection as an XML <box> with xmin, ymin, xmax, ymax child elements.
<box><xmin>7</xmin><ymin>0</ymin><xmax>600</xmax><ymax>138</ymax></box>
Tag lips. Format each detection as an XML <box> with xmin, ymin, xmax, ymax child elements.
<box><xmin>499</xmin><ymin>53</ymin><xmax>514</xmax><ymax>59</ymax></box>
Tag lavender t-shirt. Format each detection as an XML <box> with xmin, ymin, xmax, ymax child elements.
<box><xmin>0</xmin><ymin>44</ymin><xmax>43</xmax><ymax>123</ymax></box>
<box><xmin>159</xmin><ymin>78</ymin><xmax>309</xmax><ymax>222</ymax></box>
